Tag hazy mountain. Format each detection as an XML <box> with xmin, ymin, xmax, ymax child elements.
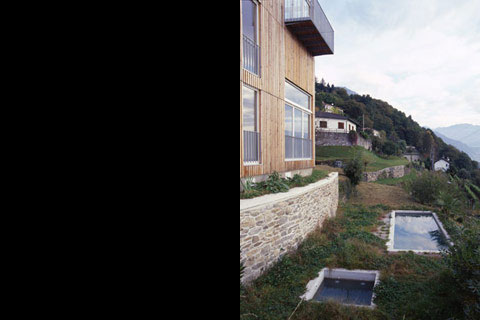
<box><xmin>434</xmin><ymin>124</ymin><xmax>480</xmax><ymax>162</ymax></box>
<box><xmin>435</xmin><ymin>124</ymin><xmax>480</xmax><ymax>147</ymax></box>
<box><xmin>434</xmin><ymin>131</ymin><xmax>480</xmax><ymax>162</ymax></box>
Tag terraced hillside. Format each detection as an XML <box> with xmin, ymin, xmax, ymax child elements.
<box><xmin>316</xmin><ymin>146</ymin><xmax>409</xmax><ymax>172</ymax></box>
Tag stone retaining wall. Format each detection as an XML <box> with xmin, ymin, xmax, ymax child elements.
<box><xmin>315</xmin><ymin>131</ymin><xmax>372</xmax><ymax>150</ymax></box>
<box><xmin>363</xmin><ymin>165</ymin><xmax>410</xmax><ymax>182</ymax></box>
<box><xmin>240</xmin><ymin>172</ymin><xmax>339</xmax><ymax>284</ymax></box>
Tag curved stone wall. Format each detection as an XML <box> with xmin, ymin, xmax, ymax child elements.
<box><xmin>240</xmin><ymin>172</ymin><xmax>339</xmax><ymax>284</ymax></box>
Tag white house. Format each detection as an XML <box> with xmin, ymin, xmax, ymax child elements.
<box><xmin>315</xmin><ymin>111</ymin><xmax>359</xmax><ymax>133</ymax></box>
<box><xmin>403</xmin><ymin>146</ymin><xmax>421</xmax><ymax>162</ymax></box>
<box><xmin>434</xmin><ymin>159</ymin><xmax>450</xmax><ymax>172</ymax></box>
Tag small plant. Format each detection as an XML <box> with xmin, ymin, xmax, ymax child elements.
<box><xmin>264</xmin><ymin>172</ymin><xmax>289</xmax><ymax>193</ymax></box>
<box><xmin>288</xmin><ymin>174</ymin><xmax>303</xmax><ymax>186</ymax></box>
<box><xmin>241</xmin><ymin>177</ymin><xmax>256</xmax><ymax>192</ymax></box>
<box><xmin>339</xmin><ymin>179</ymin><xmax>356</xmax><ymax>199</ymax></box>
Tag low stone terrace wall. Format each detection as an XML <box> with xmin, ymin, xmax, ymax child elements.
<box><xmin>363</xmin><ymin>165</ymin><xmax>410</xmax><ymax>182</ymax></box>
<box><xmin>240</xmin><ymin>172</ymin><xmax>339</xmax><ymax>284</ymax></box>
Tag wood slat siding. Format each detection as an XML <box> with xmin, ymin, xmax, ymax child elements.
<box><xmin>241</xmin><ymin>0</ymin><xmax>315</xmax><ymax>179</ymax></box>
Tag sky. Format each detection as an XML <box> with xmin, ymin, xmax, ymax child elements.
<box><xmin>315</xmin><ymin>0</ymin><xmax>480</xmax><ymax>129</ymax></box>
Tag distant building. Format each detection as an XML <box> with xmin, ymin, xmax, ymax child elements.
<box><xmin>434</xmin><ymin>159</ymin><xmax>450</xmax><ymax>172</ymax></box>
<box><xmin>364</xmin><ymin>127</ymin><xmax>380</xmax><ymax>137</ymax></box>
<box><xmin>315</xmin><ymin>111</ymin><xmax>359</xmax><ymax>133</ymax></box>
<box><xmin>403</xmin><ymin>146</ymin><xmax>421</xmax><ymax>162</ymax></box>
<box><xmin>323</xmin><ymin>103</ymin><xmax>344</xmax><ymax>115</ymax></box>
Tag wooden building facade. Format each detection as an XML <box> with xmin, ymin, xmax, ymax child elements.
<box><xmin>240</xmin><ymin>0</ymin><xmax>334</xmax><ymax>182</ymax></box>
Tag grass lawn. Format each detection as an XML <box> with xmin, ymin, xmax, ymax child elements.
<box><xmin>240</xmin><ymin>204</ymin><xmax>463</xmax><ymax>320</ymax></box>
<box><xmin>374</xmin><ymin>169</ymin><xmax>418</xmax><ymax>186</ymax></box>
<box><xmin>316</xmin><ymin>146</ymin><xmax>409</xmax><ymax>172</ymax></box>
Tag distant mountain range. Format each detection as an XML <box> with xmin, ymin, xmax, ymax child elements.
<box><xmin>434</xmin><ymin>124</ymin><xmax>480</xmax><ymax>163</ymax></box>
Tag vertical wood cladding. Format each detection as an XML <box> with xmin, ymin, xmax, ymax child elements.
<box><xmin>241</xmin><ymin>0</ymin><xmax>315</xmax><ymax>178</ymax></box>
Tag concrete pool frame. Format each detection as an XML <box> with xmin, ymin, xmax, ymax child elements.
<box><xmin>300</xmin><ymin>268</ymin><xmax>381</xmax><ymax>308</ymax></box>
<box><xmin>386</xmin><ymin>210</ymin><xmax>454</xmax><ymax>254</ymax></box>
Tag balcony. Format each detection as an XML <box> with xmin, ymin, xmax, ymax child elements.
<box><xmin>285</xmin><ymin>0</ymin><xmax>334</xmax><ymax>56</ymax></box>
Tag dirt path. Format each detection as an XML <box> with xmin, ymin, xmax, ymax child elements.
<box><xmin>318</xmin><ymin>164</ymin><xmax>424</xmax><ymax>208</ymax></box>
<box><xmin>349</xmin><ymin>181</ymin><xmax>419</xmax><ymax>207</ymax></box>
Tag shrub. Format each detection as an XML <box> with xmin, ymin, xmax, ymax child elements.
<box><xmin>405</xmin><ymin>170</ymin><xmax>449</xmax><ymax>204</ymax></box>
<box><xmin>382</xmin><ymin>140</ymin><xmax>399</xmax><ymax>156</ymax></box>
<box><xmin>348</xmin><ymin>130</ymin><xmax>358</xmax><ymax>145</ymax></box>
<box><xmin>359</xmin><ymin>131</ymin><xmax>369</xmax><ymax>139</ymax></box>
<box><xmin>442</xmin><ymin>221</ymin><xmax>480</xmax><ymax>319</ymax></box>
<box><xmin>458</xmin><ymin>168</ymin><xmax>472</xmax><ymax>180</ymax></box>
<box><xmin>339</xmin><ymin>179</ymin><xmax>356</xmax><ymax>199</ymax></box>
<box><xmin>343</xmin><ymin>155</ymin><xmax>364</xmax><ymax>187</ymax></box>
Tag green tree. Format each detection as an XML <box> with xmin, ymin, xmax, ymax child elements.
<box><xmin>343</xmin><ymin>154</ymin><xmax>363</xmax><ymax>187</ymax></box>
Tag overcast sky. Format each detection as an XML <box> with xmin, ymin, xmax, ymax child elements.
<box><xmin>315</xmin><ymin>0</ymin><xmax>480</xmax><ymax>129</ymax></box>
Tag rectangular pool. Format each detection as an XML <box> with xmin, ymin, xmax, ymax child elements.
<box><xmin>301</xmin><ymin>268</ymin><xmax>380</xmax><ymax>308</ymax></box>
<box><xmin>313</xmin><ymin>278</ymin><xmax>375</xmax><ymax>306</ymax></box>
<box><xmin>386</xmin><ymin>211</ymin><xmax>452</xmax><ymax>253</ymax></box>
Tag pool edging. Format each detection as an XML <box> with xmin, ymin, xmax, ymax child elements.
<box><xmin>300</xmin><ymin>268</ymin><xmax>381</xmax><ymax>308</ymax></box>
<box><xmin>386</xmin><ymin>210</ymin><xmax>453</xmax><ymax>253</ymax></box>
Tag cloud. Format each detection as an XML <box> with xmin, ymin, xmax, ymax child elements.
<box><xmin>315</xmin><ymin>0</ymin><xmax>480</xmax><ymax>128</ymax></box>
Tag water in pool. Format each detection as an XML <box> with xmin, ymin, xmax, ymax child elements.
<box><xmin>312</xmin><ymin>278</ymin><xmax>375</xmax><ymax>306</ymax></box>
<box><xmin>393</xmin><ymin>213</ymin><xmax>448</xmax><ymax>251</ymax></box>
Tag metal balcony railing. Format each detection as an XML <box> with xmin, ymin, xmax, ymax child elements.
<box><xmin>243</xmin><ymin>130</ymin><xmax>261</xmax><ymax>163</ymax></box>
<box><xmin>242</xmin><ymin>35</ymin><xmax>260</xmax><ymax>75</ymax></box>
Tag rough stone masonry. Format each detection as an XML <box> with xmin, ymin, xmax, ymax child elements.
<box><xmin>240</xmin><ymin>172</ymin><xmax>339</xmax><ymax>284</ymax></box>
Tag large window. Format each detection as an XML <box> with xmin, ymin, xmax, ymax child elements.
<box><xmin>284</xmin><ymin>81</ymin><xmax>312</xmax><ymax>160</ymax></box>
<box><xmin>243</xmin><ymin>85</ymin><xmax>260</xmax><ymax>164</ymax></box>
<box><xmin>242</xmin><ymin>0</ymin><xmax>257</xmax><ymax>43</ymax></box>
<box><xmin>242</xmin><ymin>0</ymin><xmax>260</xmax><ymax>75</ymax></box>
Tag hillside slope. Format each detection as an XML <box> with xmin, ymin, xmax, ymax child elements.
<box><xmin>316</xmin><ymin>146</ymin><xmax>408</xmax><ymax>171</ymax></box>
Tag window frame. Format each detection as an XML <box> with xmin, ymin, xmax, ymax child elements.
<box><xmin>242</xmin><ymin>0</ymin><xmax>261</xmax><ymax>76</ymax></box>
<box><xmin>285</xmin><ymin>102</ymin><xmax>313</xmax><ymax>161</ymax></box>
<box><xmin>284</xmin><ymin>80</ymin><xmax>311</xmax><ymax>113</ymax></box>
<box><xmin>242</xmin><ymin>84</ymin><xmax>261</xmax><ymax>166</ymax></box>
<box><xmin>284</xmin><ymin>80</ymin><xmax>313</xmax><ymax>161</ymax></box>
<box><xmin>242</xmin><ymin>0</ymin><xmax>259</xmax><ymax>44</ymax></box>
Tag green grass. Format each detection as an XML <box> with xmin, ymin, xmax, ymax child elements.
<box><xmin>374</xmin><ymin>169</ymin><xmax>418</xmax><ymax>186</ymax></box>
<box><xmin>315</xmin><ymin>146</ymin><xmax>409</xmax><ymax>172</ymax></box>
<box><xmin>240</xmin><ymin>204</ymin><xmax>466</xmax><ymax>320</ymax></box>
